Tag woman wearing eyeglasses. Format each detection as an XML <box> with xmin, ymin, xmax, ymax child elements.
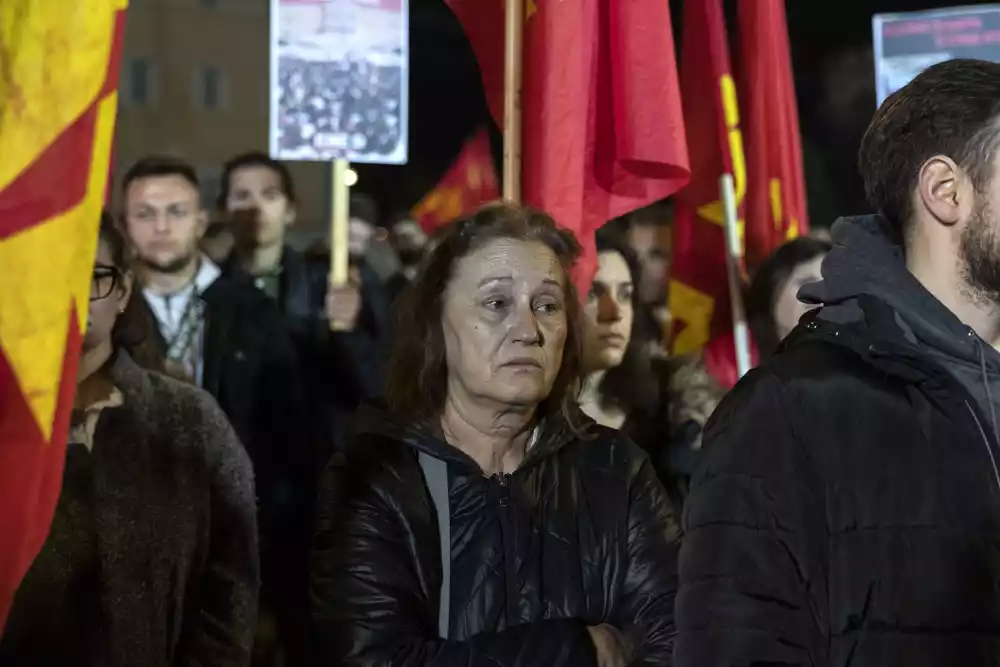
<box><xmin>0</xmin><ymin>212</ymin><xmax>260</xmax><ymax>667</ymax></box>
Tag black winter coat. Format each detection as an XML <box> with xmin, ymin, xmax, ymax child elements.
<box><xmin>312</xmin><ymin>404</ymin><xmax>681</xmax><ymax>667</ymax></box>
<box><xmin>676</xmin><ymin>302</ymin><xmax>1000</xmax><ymax>667</ymax></box>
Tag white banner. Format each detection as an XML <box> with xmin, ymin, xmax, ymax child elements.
<box><xmin>269</xmin><ymin>0</ymin><xmax>409</xmax><ymax>164</ymax></box>
<box><xmin>873</xmin><ymin>5</ymin><xmax>1000</xmax><ymax>107</ymax></box>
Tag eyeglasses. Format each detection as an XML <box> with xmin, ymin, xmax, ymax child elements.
<box><xmin>90</xmin><ymin>264</ymin><xmax>121</xmax><ymax>302</ymax></box>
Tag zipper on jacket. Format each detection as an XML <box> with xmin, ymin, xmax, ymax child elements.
<box><xmin>964</xmin><ymin>401</ymin><xmax>1000</xmax><ymax>496</ymax></box>
<box><xmin>495</xmin><ymin>473</ymin><xmax>520</xmax><ymax>624</ymax></box>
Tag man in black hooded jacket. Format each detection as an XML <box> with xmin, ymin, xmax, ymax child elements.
<box><xmin>676</xmin><ymin>59</ymin><xmax>1000</xmax><ymax>667</ymax></box>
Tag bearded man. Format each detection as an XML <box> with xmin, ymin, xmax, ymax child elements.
<box><xmin>676</xmin><ymin>59</ymin><xmax>1000</xmax><ymax>667</ymax></box>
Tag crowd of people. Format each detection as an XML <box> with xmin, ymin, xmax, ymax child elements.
<box><xmin>275</xmin><ymin>54</ymin><xmax>404</xmax><ymax>160</ymax></box>
<box><xmin>5</xmin><ymin>58</ymin><xmax>1000</xmax><ymax>667</ymax></box>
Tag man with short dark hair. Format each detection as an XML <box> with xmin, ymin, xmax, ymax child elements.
<box><xmin>218</xmin><ymin>151</ymin><xmax>391</xmax><ymax>425</ymax></box>
<box><xmin>120</xmin><ymin>155</ymin><xmax>313</xmax><ymax>664</ymax></box>
<box><xmin>676</xmin><ymin>59</ymin><xmax>1000</xmax><ymax>666</ymax></box>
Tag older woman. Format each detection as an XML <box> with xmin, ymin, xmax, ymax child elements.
<box><xmin>312</xmin><ymin>203</ymin><xmax>680</xmax><ymax>667</ymax></box>
<box><xmin>0</xmin><ymin>213</ymin><xmax>258</xmax><ymax>666</ymax></box>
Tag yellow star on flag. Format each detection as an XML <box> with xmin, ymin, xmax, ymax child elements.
<box><xmin>527</xmin><ymin>0</ymin><xmax>538</xmax><ymax>20</ymax></box>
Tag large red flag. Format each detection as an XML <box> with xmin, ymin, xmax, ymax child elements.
<box><xmin>445</xmin><ymin>0</ymin><xmax>690</xmax><ymax>296</ymax></box>
<box><xmin>737</xmin><ymin>0</ymin><xmax>809</xmax><ymax>268</ymax></box>
<box><xmin>669</xmin><ymin>0</ymin><xmax>746</xmax><ymax>357</ymax></box>
<box><xmin>0</xmin><ymin>0</ymin><xmax>128</xmax><ymax>630</ymax></box>
<box><xmin>411</xmin><ymin>128</ymin><xmax>500</xmax><ymax>233</ymax></box>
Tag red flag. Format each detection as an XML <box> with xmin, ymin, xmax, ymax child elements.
<box><xmin>445</xmin><ymin>0</ymin><xmax>690</xmax><ymax>296</ymax></box>
<box><xmin>669</xmin><ymin>0</ymin><xmax>746</xmax><ymax>357</ymax></box>
<box><xmin>0</xmin><ymin>0</ymin><xmax>127</xmax><ymax>630</ymax></box>
<box><xmin>411</xmin><ymin>128</ymin><xmax>500</xmax><ymax>233</ymax></box>
<box><xmin>737</xmin><ymin>0</ymin><xmax>809</xmax><ymax>268</ymax></box>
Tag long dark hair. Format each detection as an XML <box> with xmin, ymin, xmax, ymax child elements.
<box><xmin>592</xmin><ymin>228</ymin><xmax>660</xmax><ymax>413</ymax></box>
<box><xmin>99</xmin><ymin>211</ymin><xmax>163</xmax><ymax>371</ymax></box>
<box><xmin>746</xmin><ymin>236</ymin><xmax>832</xmax><ymax>358</ymax></box>
<box><xmin>386</xmin><ymin>202</ymin><xmax>584</xmax><ymax>427</ymax></box>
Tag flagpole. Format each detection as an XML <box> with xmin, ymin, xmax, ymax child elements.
<box><xmin>720</xmin><ymin>174</ymin><xmax>752</xmax><ymax>378</ymax></box>
<box><xmin>329</xmin><ymin>158</ymin><xmax>356</xmax><ymax>331</ymax></box>
<box><xmin>502</xmin><ymin>0</ymin><xmax>524</xmax><ymax>202</ymax></box>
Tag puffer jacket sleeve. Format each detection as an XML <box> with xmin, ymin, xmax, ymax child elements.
<box><xmin>613</xmin><ymin>455</ymin><xmax>682</xmax><ymax>666</ymax></box>
<box><xmin>311</xmin><ymin>454</ymin><xmax>599</xmax><ymax>667</ymax></box>
<box><xmin>674</xmin><ymin>371</ymin><xmax>827</xmax><ymax>667</ymax></box>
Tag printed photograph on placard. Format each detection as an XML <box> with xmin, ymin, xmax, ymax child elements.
<box><xmin>270</xmin><ymin>0</ymin><xmax>408</xmax><ymax>165</ymax></box>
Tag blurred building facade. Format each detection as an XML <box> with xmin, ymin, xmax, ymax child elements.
<box><xmin>113</xmin><ymin>0</ymin><xmax>329</xmax><ymax>239</ymax></box>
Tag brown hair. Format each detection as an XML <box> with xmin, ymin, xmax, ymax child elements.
<box><xmin>386</xmin><ymin>202</ymin><xmax>584</xmax><ymax>426</ymax></box>
<box><xmin>99</xmin><ymin>211</ymin><xmax>164</xmax><ymax>372</ymax></box>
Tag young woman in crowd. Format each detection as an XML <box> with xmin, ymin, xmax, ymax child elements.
<box><xmin>579</xmin><ymin>229</ymin><xmax>724</xmax><ymax>513</ymax></box>
<box><xmin>0</xmin><ymin>213</ymin><xmax>259</xmax><ymax>666</ymax></box>
<box><xmin>746</xmin><ymin>236</ymin><xmax>832</xmax><ymax>358</ymax></box>
<box><xmin>312</xmin><ymin>203</ymin><xmax>680</xmax><ymax>667</ymax></box>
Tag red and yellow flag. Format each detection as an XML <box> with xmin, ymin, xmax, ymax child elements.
<box><xmin>669</xmin><ymin>0</ymin><xmax>745</xmax><ymax>356</ymax></box>
<box><xmin>445</xmin><ymin>0</ymin><xmax>690</xmax><ymax>297</ymax></box>
<box><xmin>0</xmin><ymin>0</ymin><xmax>127</xmax><ymax>630</ymax></box>
<box><xmin>411</xmin><ymin>127</ymin><xmax>500</xmax><ymax>233</ymax></box>
<box><xmin>737</xmin><ymin>0</ymin><xmax>809</xmax><ymax>269</ymax></box>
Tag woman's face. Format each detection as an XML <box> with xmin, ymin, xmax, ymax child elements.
<box><xmin>582</xmin><ymin>251</ymin><xmax>634</xmax><ymax>373</ymax></box>
<box><xmin>85</xmin><ymin>237</ymin><xmax>133</xmax><ymax>352</ymax></box>
<box><xmin>772</xmin><ymin>254</ymin><xmax>825</xmax><ymax>342</ymax></box>
<box><xmin>441</xmin><ymin>238</ymin><xmax>568</xmax><ymax>410</ymax></box>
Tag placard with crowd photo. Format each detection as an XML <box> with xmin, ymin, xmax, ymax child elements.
<box><xmin>873</xmin><ymin>5</ymin><xmax>1000</xmax><ymax>106</ymax></box>
<box><xmin>270</xmin><ymin>0</ymin><xmax>408</xmax><ymax>164</ymax></box>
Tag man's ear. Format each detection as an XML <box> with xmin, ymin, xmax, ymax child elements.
<box><xmin>916</xmin><ymin>155</ymin><xmax>963</xmax><ymax>227</ymax></box>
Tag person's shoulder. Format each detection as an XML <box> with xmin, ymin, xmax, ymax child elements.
<box><xmin>136</xmin><ymin>368</ymin><xmax>234</xmax><ymax>436</ymax></box>
<box><xmin>563</xmin><ymin>422</ymin><xmax>654</xmax><ymax>482</ymax></box>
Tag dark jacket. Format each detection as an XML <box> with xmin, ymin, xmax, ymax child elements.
<box><xmin>224</xmin><ymin>246</ymin><xmax>392</xmax><ymax>448</ymax></box>
<box><xmin>2</xmin><ymin>352</ymin><xmax>258</xmax><ymax>666</ymax></box>
<box><xmin>139</xmin><ymin>271</ymin><xmax>310</xmax><ymax>535</ymax></box>
<box><xmin>676</xmin><ymin>215</ymin><xmax>1000</xmax><ymax>667</ymax></box>
<box><xmin>311</xmin><ymin>403</ymin><xmax>681</xmax><ymax>667</ymax></box>
<box><xmin>622</xmin><ymin>354</ymin><xmax>724</xmax><ymax>514</ymax></box>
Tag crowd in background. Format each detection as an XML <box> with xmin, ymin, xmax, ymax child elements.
<box><xmin>276</xmin><ymin>55</ymin><xmax>404</xmax><ymax>160</ymax></box>
<box><xmin>10</xmin><ymin>58</ymin><xmax>1000</xmax><ymax>667</ymax></box>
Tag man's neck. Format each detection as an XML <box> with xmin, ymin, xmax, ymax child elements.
<box><xmin>140</xmin><ymin>258</ymin><xmax>200</xmax><ymax>297</ymax></box>
<box><xmin>236</xmin><ymin>243</ymin><xmax>284</xmax><ymax>276</ymax></box>
<box><xmin>440</xmin><ymin>392</ymin><xmax>535</xmax><ymax>476</ymax></box>
<box><xmin>908</xmin><ymin>252</ymin><xmax>1000</xmax><ymax>345</ymax></box>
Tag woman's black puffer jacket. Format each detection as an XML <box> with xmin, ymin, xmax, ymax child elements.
<box><xmin>311</xmin><ymin>403</ymin><xmax>681</xmax><ymax>667</ymax></box>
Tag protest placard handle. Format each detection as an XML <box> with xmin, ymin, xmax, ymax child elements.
<box><xmin>329</xmin><ymin>158</ymin><xmax>357</xmax><ymax>331</ymax></box>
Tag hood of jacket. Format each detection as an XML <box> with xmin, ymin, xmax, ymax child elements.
<box><xmin>799</xmin><ymin>214</ymin><xmax>1000</xmax><ymax>437</ymax></box>
<box><xmin>349</xmin><ymin>401</ymin><xmax>594</xmax><ymax>472</ymax></box>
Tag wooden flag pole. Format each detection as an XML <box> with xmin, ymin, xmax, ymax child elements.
<box><xmin>502</xmin><ymin>0</ymin><xmax>524</xmax><ymax>202</ymax></box>
<box><xmin>329</xmin><ymin>158</ymin><xmax>357</xmax><ymax>331</ymax></box>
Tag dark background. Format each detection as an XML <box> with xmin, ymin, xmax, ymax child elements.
<box><xmin>353</xmin><ymin>0</ymin><xmax>999</xmax><ymax>227</ymax></box>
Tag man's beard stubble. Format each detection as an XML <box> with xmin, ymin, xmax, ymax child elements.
<box><xmin>138</xmin><ymin>247</ymin><xmax>200</xmax><ymax>275</ymax></box>
<box><xmin>959</xmin><ymin>197</ymin><xmax>1000</xmax><ymax>305</ymax></box>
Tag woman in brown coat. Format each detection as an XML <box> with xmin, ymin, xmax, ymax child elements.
<box><xmin>0</xmin><ymin>213</ymin><xmax>259</xmax><ymax>666</ymax></box>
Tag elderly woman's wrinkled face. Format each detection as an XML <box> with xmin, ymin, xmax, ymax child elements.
<box><xmin>442</xmin><ymin>238</ymin><xmax>568</xmax><ymax>409</ymax></box>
